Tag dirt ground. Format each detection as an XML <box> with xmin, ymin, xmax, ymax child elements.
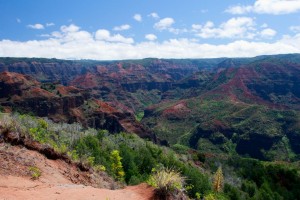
<box><xmin>0</xmin><ymin>142</ymin><xmax>154</xmax><ymax>200</ymax></box>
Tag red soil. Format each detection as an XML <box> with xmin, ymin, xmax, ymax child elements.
<box><xmin>70</xmin><ymin>72</ymin><xmax>98</xmax><ymax>89</ymax></box>
<box><xmin>94</xmin><ymin>99</ymin><xmax>119</xmax><ymax>113</ymax></box>
<box><xmin>56</xmin><ymin>85</ymin><xmax>82</xmax><ymax>96</ymax></box>
<box><xmin>26</xmin><ymin>88</ymin><xmax>56</xmax><ymax>98</ymax></box>
<box><xmin>0</xmin><ymin>71</ymin><xmax>39</xmax><ymax>87</ymax></box>
<box><xmin>162</xmin><ymin>101</ymin><xmax>191</xmax><ymax>118</ymax></box>
<box><xmin>0</xmin><ymin>142</ymin><xmax>154</xmax><ymax>200</ymax></box>
<box><xmin>0</xmin><ymin>177</ymin><xmax>153</xmax><ymax>200</ymax></box>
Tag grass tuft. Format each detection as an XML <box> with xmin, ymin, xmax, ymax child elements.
<box><xmin>28</xmin><ymin>166</ymin><xmax>41</xmax><ymax>180</ymax></box>
<box><xmin>147</xmin><ymin>167</ymin><xmax>185</xmax><ymax>200</ymax></box>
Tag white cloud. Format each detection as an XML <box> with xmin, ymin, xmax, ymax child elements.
<box><xmin>280</xmin><ymin>33</ymin><xmax>300</xmax><ymax>48</ymax></box>
<box><xmin>95</xmin><ymin>29</ymin><xmax>134</xmax><ymax>44</ymax></box>
<box><xmin>261</xmin><ymin>23</ymin><xmax>268</xmax><ymax>28</ymax></box>
<box><xmin>149</xmin><ymin>12</ymin><xmax>160</xmax><ymax>19</ymax></box>
<box><xmin>225</xmin><ymin>5</ymin><xmax>253</xmax><ymax>14</ymax></box>
<box><xmin>193</xmin><ymin>17</ymin><xmax>256</xmax><ymax>39</ymax></box>
<box><xmin>145</xmin><ymin>34</ymin><xmax>157</xmax><ymax>41</ymax></box>
<box><xmin>133</xmin><ymin>14</ymin><xmax>142</xmax><ymax>22</ymax></box>
<box><xmin>50</xmin><ymin>24</ymin><xmax>93</xmax><ymax>43</ymax></box>
<box><xmin>154</xmin><ymin>18</ymin><xmax>175</xmax><ymax>30</ymax></box>
<box><xmin>46</xmin><ymin>23</ymin><xmax>55</xmax><ymax>27</ymax></box>
<box><xmin>95</xmin><ymin>29</ymin><xmax>110</xmax><ymax>40</ymax></box>
<box><xmin>27</xmin><ymin>23</ymin><xmax>44</xmax><ymax>30</ymax></box>
<box><xmin>226</xmin><ymin>0</ymin><xmax>300</xmax><ymax>15</ymax></box>
<box><xmin>0</xmin><ymin>23</ymin><xmax>299</xmax><ymax>60</ymax></box>
<box><xmin>16</xmin><ymin>18</ymin><xmax>21</xmax><ymax>23</ymax></box>
<box><xmin>153</xmin><ymin>17</ymin><xmax>186</xmax><ymax>34</ymax></box>
<box><xmin>113</xmin><ymin>24</ymin><xmax>131</xmax><ymax>31</ymax></box>
<box><xmin>170</xmin><ymin>28</ymin><xmax>188</xmax><ymax>35</ymax></box>
<box><xmin>61</xmin><ymin>24</ymin><xmax>80</xmax><ymax>32</ymax></box>
<box><xmin>47</xmin><ymin>24</ymin><xmax>93</xmax><ymax>44</ymax></box>
<box><xmin>260</xmin><ymin>28</ymin><xmax>277</xmax><ymax>38</ymax></box>
<box><xmin>290</xmin><ymin>26</ymin><xmax>300</xmax><ymax>32</ymax></box>
<box><xmin>191</xmin><ymin>24</ymin><xmax>203</xmax><ymax>30</ymax></box>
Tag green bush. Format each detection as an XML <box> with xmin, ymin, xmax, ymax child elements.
<box><xmin>228</xmin><ymin>157</ymin><xmax>300</xmax><ymax>200</ymax></box>
<box><xmin>224</xmin><ymin>183</ymin><xmax>242</xmax><ymax>200</ymax></box>
<box><xmin>241</xmin><ymin>180</ymin><xmax>257</xmax><ymax>198</ymax></box>
<box><xmin>203</xmin><ymin>193</ymin><xmax>228</xmax><ymax>200</ymax></box>
<box><xmin>182</xmin><ymin>165</ymin><xmax>211</xmax><ymax>198</ymax></box>
<box><xmin>29</xmin><ymin>166</ymin><xmax>41</xmax><ymax>180</ymax></box>
<box><xmin>94</xmin><ymin>164</ymin><xmax>106</xmax><ymax>172</ymax></box>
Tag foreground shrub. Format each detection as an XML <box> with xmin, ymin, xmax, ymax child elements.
<box><xmin>28</xmin><ymin>166</ymin><xmax>41</xmax><ymax>180</ymax></box>
<box><xmin>147</xmin><ymin>167</ymin><xmax>186</xmax><ymax>200</ymax></box>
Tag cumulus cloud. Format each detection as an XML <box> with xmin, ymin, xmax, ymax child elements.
<box><xmin>113</xmin><ymin>24</ymin><xmax>131</xmax><ymax>31</ymax></box>
<box><xmin>226</xmin><ymin>0</ymin><xmax>300</xmax><ymax>15</ymax></box>
<box><xmin>61</xmin><ymin>24</ymin><xmax>80</xmax><ymax>32</ymax></box>
<box><xmin>48</xmin><ymin>24</ymin><xmax>93</xmax><ymax>43</ymax></box>
<box><xmin>145</xmin><ymin>34</ymin><xmax>157</xmax><ymax>41</ymax></box>
<box><xmin>0</xmin><ymin>23</ymin><xmax>299</xmax><ymax>60</ymax></box>
<box><xmin>27</xmin><ymin>23</ymin><xmax>44</xmax><ymax>30</ymax></box>
<box><xmin>153</xmin><ymin>17</ymin><xmax>186</xmax><ymax>34</ymax></box>
<box><xmin>225</xmin><ymin>5</ymin><xmax>253</xmax><ymax>15</ymax></box>
<box><xmin>260</xmin><ymin>28</ymin><xmax>277</xmax><ymax>38</ymax></box>
<box><xmin>95</xmin><ymin>29</ymin><xmax>134</xmax><ymax>44</ymax></box>
<box><xmin>154</xmin><ymin>18</ymin><xmax>175</xmax><ymax>30</ymax></box>
<box><xmin>280</xmin><ymin>33</ymin><xmax>300</xmax><ymax>47</ymax></box>
<box><xmin>133</xmin><ymin>14</ymin><xmax>142</xmax><ymax>22</ymax></box>
<box><xmin>192</xmin><ymin>17</ymin><xmax>256</xmax><ymax>39</ymax></box>
<box><xmin>149</xmin><ymin>12</ymin><xmax>160</xmax><ymax>19</ymax></box>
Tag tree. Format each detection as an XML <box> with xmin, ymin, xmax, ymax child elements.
<box><xmin>213</xmin><ymin>166</ymin><xmax>224</xmax><ymax>193</ymax></box>
<box><xmin>110</xmin><ymin>150</ymin><xmax>125</xmax><ymax>181</ymax></box>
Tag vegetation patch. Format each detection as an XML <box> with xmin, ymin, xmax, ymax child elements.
<box><xmin>1</xmin><ymin>111</ymin><xmax>300</xmax><ymax>199</ymax></box>
<box><xmin>28</xmin><ymin>166</ymin><xmax>41</xmax><ymax>180</ymax></box>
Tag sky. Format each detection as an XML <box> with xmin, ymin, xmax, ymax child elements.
<box><xmin>0</xmin><ymin>0</ymin><xmax>300</xmax><ymax>60</ymax></box>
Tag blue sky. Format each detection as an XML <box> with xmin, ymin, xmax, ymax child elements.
<box><xmin>0</xmin><ymin>0</ymin><xmax>300</xmax><ymax>60</ymax></box>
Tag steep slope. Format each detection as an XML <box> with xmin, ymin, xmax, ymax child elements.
<box><xmin>143</xmin><ymin>59</ymin><xmax>300</xmax><ymax>160</ymax></box>
<box><xmin>0</xmin><ymin>57</ymin><xmax>224</xmax><ymax>112</ymax></box>
<box><xmin>0</xmin><ymin>132</ymin><xmax>154</xmax><ymax>200</ymax></box>
<box><xmin>69</xmin><ymin>60</ymin><xmax>203</xmax><ymax>112</ymax></box>
<box><xmin>204</xmin><ymin>60</ymin><xmax>300</xmax><ymax>109</ymax></box>
<box><xmin>0</xmin><ymin>72</ymin><xmax>157</xmax><ymax>141</ymax></box>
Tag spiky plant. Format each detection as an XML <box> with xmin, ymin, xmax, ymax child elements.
<box><xmin>147</xmin><ymin>167</ymin><xmax>186</xmax><ymax>200</ymax></box>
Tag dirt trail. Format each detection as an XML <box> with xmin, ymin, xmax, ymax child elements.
<box><xmin>0</xmin><ymin>142</ymin><xmax>154</xmax><ymax>200</ymax></box>
<box><xmin>0</xmin><ymin>176</ymin><xmax>153</xmax><ymax>200</ymax></box>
